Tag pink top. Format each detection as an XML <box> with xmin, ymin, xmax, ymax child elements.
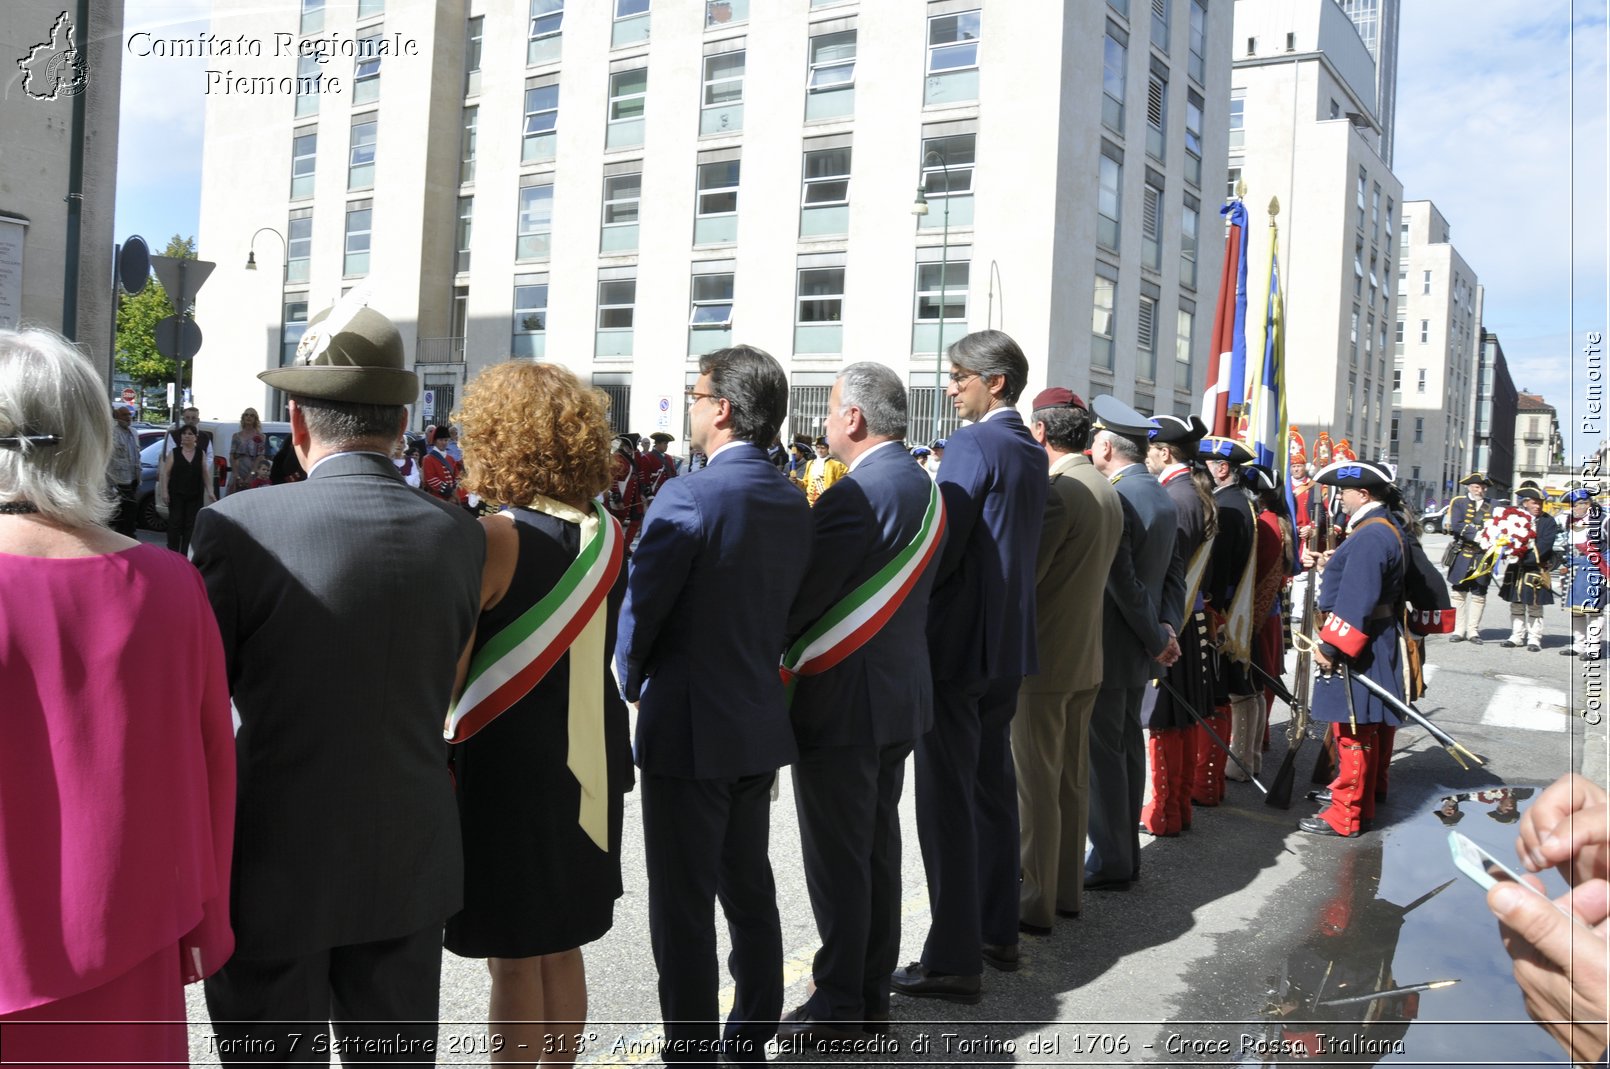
<box><xmin>0</xmin><ymin>543</ymin><xmax>235</xmax><ymax>1012</ymax></box>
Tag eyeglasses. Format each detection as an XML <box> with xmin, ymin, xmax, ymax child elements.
<box><xmin>686</xmin><ymin>390</ymin><xmax>719</xmax><ymax>408</ymax></box>
<box><xmin>948</xmin><ymin>370</ymin><xmax>980</xmax><ymax>386</ymax></box>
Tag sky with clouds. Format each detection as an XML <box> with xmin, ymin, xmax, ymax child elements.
<box><xmin>113</xmin><ymin>1</ymin><xmax>1610</xmax><ymax>459</ymax></box>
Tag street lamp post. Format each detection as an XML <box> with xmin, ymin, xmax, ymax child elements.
<box><xmin>911</xmin><ymin>149</ymin><xmax>951</xmax><ymax>444</ymax></box>
<box><xmin>245</xmin><ymin>227</ymin><xmax>288</xmax><ymax>419</ymax></box>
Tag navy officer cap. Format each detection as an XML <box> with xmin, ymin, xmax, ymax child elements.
<box><xmin>1198</xmin><ymin>435</ymin><xmax>1254</xmax><ymax>465</ymax></box>
<box><xmin>1090</xmin><ymin>395</ymin><xmax>1155</xmax><ymax>441</ymax></box>
<box><xmin>1313</xmin><ymin>458</ymin><xmax>1393</xmax><ymax>489</ymax></box>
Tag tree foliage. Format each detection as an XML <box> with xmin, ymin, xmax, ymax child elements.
<box><xmin>114</xmin><ymin>234</ymin><xmax>196</xmax><ymax>392</ymax></box>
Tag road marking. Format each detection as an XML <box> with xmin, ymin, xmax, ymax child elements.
<box><xmin>1479</xmin><ymin>680</ymin><xmax>1569</xmax><ymax>731</ymax></box>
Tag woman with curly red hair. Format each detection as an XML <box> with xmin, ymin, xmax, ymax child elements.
<box><xmin>446</xmin><ymin>361</ymin><xmax>633</xmax><ymax>1064</ymax></box>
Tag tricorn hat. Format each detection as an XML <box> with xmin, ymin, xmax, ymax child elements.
<box><xmin>910</xmin><ymin>446</ymin><xmax>932</xmax><ymax>458</ymax></box>
<box><xmin>1516</xmin><ymin>485</ymin><xmax>1546</xmax><ymax>502</ymax></box>
<box><xmin>1150</xmin><ymin>412</ymin><xmax>1209</xmax><ymax>445</ymax></box>
<box><xmin>1460</xmin><ymin>471</ymin><xmax>1493</xmax><ymax>486</ymax></box>
<box><xmin>1198</xmin><ymin>435</ymin><xmax>1254</xmax><ymax>465</ymax></box>
<box><xmin>1314</xmin><ymin>459</ymin><xmax>1394</xmax><ymax>490</ymax></box>
<box><xmin>1090</xmin><ymin>395</ymin><xmax>1154</xmax><ymax>442</ymax></box>
<box><xmin>1567</xmin><ymin>487</ymin><xmax>1596</xmax><ymax>504</ymax></box>
<box><xmin>1243</xmin><ymin>464</ymin><xmax>1278</xmax><ymax>493</ymax></box>
<box><xmin>259</xmin><ymin>296</ymin><xmax>418</xmax><ymax>405</ymax></box>
<box><xmin>650</xmin><ymin>432</ymin><xmax>675</xmax><ymax>444</ymax></box>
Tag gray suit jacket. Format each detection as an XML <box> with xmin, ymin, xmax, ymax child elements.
<box><xmin>1022</xmin><ymin>453</ymin><xmax>1124</xmax><ymax>695</ymax></box>
<box><xmin>191</xmin><ymin>451</ymin><xmax>484</xmax><ymax>957</ymax></box>
<box><xmin>1100</xmin><ymin>463</ymin><xmax>1186</xmax><ymax>688</ymax></box>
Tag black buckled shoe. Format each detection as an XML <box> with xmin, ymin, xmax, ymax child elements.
<box><xmin>1297</xmin><ymin>815</ymin><xmax>1360</xmax><ymax>838</ymax></box>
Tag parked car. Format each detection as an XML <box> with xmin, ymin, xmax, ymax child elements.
<box><xmin>1421</xmin><ymin>503</ymin><xmax>1449</xmax><ymax>533</ymax></box>
<box><xmin>135</xmin><ymin>421</ymin><xmax>292</xmax><ymax>531</ymax></box>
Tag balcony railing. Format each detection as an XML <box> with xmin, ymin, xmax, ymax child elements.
<box><xmin>417</xmin><ymin>337</ymin><xmax>465</xmax><ymax>363</ymax></box>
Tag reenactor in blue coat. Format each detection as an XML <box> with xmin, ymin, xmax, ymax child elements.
<box><xmin>1498</xmin><ymin>484</ymin><xmax>1559</xmax><ymax>652</ymax></box>
<box><xmin>1561</xmin><ymin>487</ymin><xmax>1609</xmax><ymax>659</ymax></box>
<box><xmin>1445</xmin><ymin>472</ymin><xmax>1495</xmax><ymax>643</ymax></box>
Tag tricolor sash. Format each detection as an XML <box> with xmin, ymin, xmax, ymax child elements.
<box><xmin>780</xmin><ymin>480</ymin><xmax>945</xmax><ymax>699</ymax></box>
<box><xmin>446</xmin><ymin>502</ymin><xmax>624</xmax><ymax>745</ymax></box>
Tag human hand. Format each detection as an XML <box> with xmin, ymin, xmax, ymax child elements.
<box><xmin>1155</xmin><ymin>626</ymin><xmax>1181</xmax><ymax>667</ymax></box>
<box><xmin>1489</xmin><ymin>875</ymin><xmax>1610</xmax><ymax>1066</ymax></box>
<box><xmin>1516</xmin><ymin>774</ymin><xmax>1610</xmax><ymax>888</ymax></box>
<box><xmin>1313</xmin><ymin>647</ymin><xmax>1334</xmax><ymax>673</ymax></box>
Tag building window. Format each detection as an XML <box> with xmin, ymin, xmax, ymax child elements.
<box><xmin>600</xmin><ymin>171</ymin><xmax>641</xmax><ymax>253</ymax></box>
<box><xmin>357</xmin><ymin>0</ymin><xmax>383</xmax><ymax>19</ymax></box>
<box><xmin>1145</xmin><ymin>72</ymin><xmax>1167</xmax><ymax>160</ymax></box>
<box><xmin>464</xmin><ymin>15</ymin><xmax>484</xmax><ymax>94</ymax></box>
<box><xmin>523</xmin><ymin>83</ymin><xmax>559</xmax><ymax>162</ymax></box>
<box><xmin>1365</xmin><ymin>311</ymin><xmax>1374</xmax><ymax>353</ymax></box>
<box><xmin>1176</xmin><ymin>306</ymin><xmax>1194</xmax><ymax>367</ymax></box>
<box><xmin>1092</xmin><ymin>275</ymin><xmax>1116</xmax><ymax>371</ymax></box>
<box><xmin>528</xmin><ymin>0</ymin><xmax>563</xmax><ymax>65</ymax></box>
<box><xmin>690</xmin><ymin>272</ymin><xmax>735</xmax><ymax>331</ymax></box>
<box><xmin>1150</xmin><ymin>0</ymin><xmax>1169</xmax><ymax>52</ymax></box>
<box><xmin>1414</xmin><ymin>416</ymin><xmax>1424</xmax><ymax>443</ymax></box>
<box><xmin>1392</xmin><ymin>367</ymin><xmax>1401</xmax><ymax>391</ymax></box>
<box><xmin>353</xmin><ymin>28</ymin><xmax>382</xmax><ymax>105</ymax></box>
<box><xmin>1188</xmin><ymin>0</ymin><xmax>1206</xmax><ymax>83</ymax></box>
<box><xmin>1371</xmin><ymin>182</ymin><xmax>1381</xmax><ymax>230</ymax></box>
<box><xmin>294</xmin><ymin>54</ymin><xmax>320</xmax><ymax>117</ymax></box>
<box><xmin>460</xmin><ymin>106</ymin><xmax>477</xmax><ymax>184</ymax></box>
<box><xmin>1102</xmin><ymin>30</ymin><xmax>1126</xmax><ymax>133</ymax></box>
<box><xmin>607</xmin><ymin>68</ymin><xmax>648</xmax><ymax>149</ymax></box>
<box><xmin>343</xmin><ymin>202</ymin><xmax>372</xmax><ymax>277</ymax></box>
<box><xmin>287</xmin><ymin>209</ymin><xmax>312</xmax><ymax>285</ymax></box>
<box><xmin>1141</xmin><ymin>183</ymin><xmax>1162</xmax><ymax>270</ymax></box>
<box><xmin>1136</xmin><ymin>296</ymin><xmax>1158</xmax><ymax>380</ymax></box>
<box><xmin>796</xmin><ymin>266</ymin><xmax>845</xmax><ymax>353</ymax></box>
<box><xmin>1226</xmin><ymin>165</ymin><xmax>1241</xmax><ymax>201</ymax></box>
<box><xmin>1354</xmin><ymin>242</ymin><xmax>1364</xmax><ymax>296</ymax></box>
<box><xmin>512</xmin><ymin>277</ymin><xmax>548</xmax><ymax>359</ymax></box>
<box><xmin>300</xmin><ymin>0</ymin><xmax>323</xmax><ymax>35</ymax></box>
<box><xmin>1419</xmin><ymin>319</ymin><xmax>1429</xmax><ymax>344</ymax></box>
<box><xmin>1356</xmin><ymin>168</ymin><xmax>1366</xmax><ymax>229</ymax></box>
<box><xmin>913</xmin><ymin>260</ymin><xmax>969</xmax><ymax>354</ymax></box>
<box><xmin>1098</xmin><ymin>151</ymin><xmax>1121</xmax><ymax>251</ymax></box>
<box><xmin>1350</xmin><ymin>307</ymin><xmax>1359</xmax><ymax>343</ymax></box>
<box><xmin>1180</xmin><ymin>200</ymin><xmax>1198</xmax><ymax>288</ymax></box>
<box><xmin>455</xmin><ymin>195</ymin><xmax>472</xmax><ymax>274</ymax></box>
<box><xmin>597</xmin><ymin>277</ymin><xmax>636</xmax><ymax>356</ymax></box>
<box><xmin>290</xmin><ymin>129</ymin><xmax>316</xmax><ymax>199</ymax></box>
<box><xmin>800</xmin><ymin>145</ymin><xmax>851</xmax><ymax>237</ymax></box>
<box><xmin>706</xmin><ymin>0</ymin><xmax>748</xmax><ymax>26</ymax></box>
<box><xmin>1423</xmin><ymin>269</ymin><xmax>1432</xmax><ymax>294</ymax></box>
<box><xmin>282</xmin><ymin>299</ymin><xmax>308</xmax><ymax>368</ymax></box>
<box><xmin>925</xmin><ymin>9</ymin><xmax>981</xmax><ymax>105</ymax></box>
<box><xmin>702</xmin><ymin>50</ymin><xmax>745</xmax><ymax>134</ymax></box>
<box><xmin>347</xmin><ymin>119</ymin><xmax>377</xmax><ymax>192</ymax></box>
<box><xmin>517</xmin><ymin>180</ymin><xmax>554</xmax><ymax>261</ymax></box>
<box><xmin>1229</xmin><ymin>89</ymin><xmax>1244</xmax><ymax>150</ymax></box>
<box><xmin>1184</xmin><ymin>91</ymin><xmax>1203</xmax><ymax>186</ymax></box>
<box><xmin>612</xmin><ymin>0</ymin><xmax>651</xmax><ymax>47</ymax></box>
<box><xmin>806</xmin><ymin>30</ymin><xmax>856</xmax><ymax>120</ymax></box>
<box><xmin>695</xmin><ymin>159</ymin><xmax>740</xmax><ymax>245</ymax></box>
<box><xmin>1395</xmin><ymin>319</ymin><xmax>1404</xmax><ymax>345</ymax></box>
<box><xmin>918</xmin><ymin>131</ymin><xmax>975</xmax><ymax>229</ymax></box>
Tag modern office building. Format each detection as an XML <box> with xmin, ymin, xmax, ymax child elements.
<box><xmin>1334</xmin><ymin>0</ymin><xmax>1399</xmax><ymax>167</ymax></box>
<box><xmin>1230</xmin><ymin>0</ymin><xmax>1401</xmax><ymax>463</ymax></box>
<box><xmin>0</xmin><ymin>1</ymin><xmax>123</xmax><ymax>373</ymax></box>
<box><xmin>1512</xmin><ymin>391</ymin><xmax>1564</xmax><ymax>487</ymax></box>
<box><xmin>1390</xmin><ymin>200</ymin><xmax>1480</xmax><ymax>508</ymax></box>
<box><xmin>193</xmin><ymin>0</ymin><xmax>1232</xmax><ymax>442</ymax></box>
<box><xmin>1472</xmin><ymin>329</ymin><xmax>1518</xmax><ymax>492</ymax></box>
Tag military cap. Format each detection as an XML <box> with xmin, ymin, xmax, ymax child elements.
<box><xmin>1090</xmin><ymin>395</ymin><xmax>1154</xmax><ymax>441</ymax></box>
<box><xmin>260</xmin><ymin>297</ymin><xmax>418</xmax><ymax>405</ymax></box>
<box><xmin>1314</xmin><ymin>459</ymin><xmax>1394</xmax><ymax>489</ymax></box>
<box><xmin>1150</xmin><ymin>412</ymin><xmax>1209</xmax><ymax>445</ymax></box>
<box><xmin>1030</xmin><ymin>387</ymin><xmax>1086</xmax><ymax>411</ymax></box>
<box><xmin>931</xmin><ymin>439</ymin><xmax>948</xmax><ymax>450</ymax></box>
<box><xmin>1198</xmin><ymin>435</ymin><xmax>1254</xmax><ymax>465</ymax></box>
<box><xmin>910</xmin><ymin>446</ymin><xmax>932</xmax><ymax>458</ymax></box>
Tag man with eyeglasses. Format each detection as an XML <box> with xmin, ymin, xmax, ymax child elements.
<box><xmin>618</xmin><ymin>345</ymin><xmax>811</xmax><ymax>1066</ymax></box>
<box><xmin>891</xmin><ymin>330</ymin><xmax>1046</xmax><ymax>1003</ymax></box>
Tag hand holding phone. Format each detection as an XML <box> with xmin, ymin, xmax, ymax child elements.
<box><xmin>1449</xmin><ymin>830</ymin><xmax>1585</xmax><ymax>927</ymax></box>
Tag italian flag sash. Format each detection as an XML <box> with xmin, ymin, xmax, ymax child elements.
<box><xmin>445</xmin><ymin>502</ymin><xmax>624</xmax><ymax>745</ymax></box>
<box><xmin>780</xmin><ymin>480</ymin><xmax>945</xmax><ymax>700</ymax></box>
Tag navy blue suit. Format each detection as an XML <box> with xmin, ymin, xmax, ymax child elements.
<box><xmin>786</xmin><ymin>442</ymin><xmax>944</xmax><ymax>1024</ymax></box>
<box><xmin>917</xmin><ymin>408</ymin><xmax>1047</xmax><ymax>976</ymax></box>
<box><xmin>616</xmin><ymin>442</ymin><xmax>810</xmax><ymax>1064</ymax></box>
<box><xmin>1087</xmin><ymin>463</ymin><xmax>1184</xmax><ymax>884</ymax></box>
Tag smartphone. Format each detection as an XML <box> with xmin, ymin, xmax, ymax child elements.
<box><xmin>1448</xmin><ymin>830</ymin><xmax>1584</xmax><ymax>925</ymax></box>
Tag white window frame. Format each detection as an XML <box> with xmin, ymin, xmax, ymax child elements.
<box><xmin>290</xmin><ymin>129</ymin><xmax>316</xmax><ymax>199</ymax></box>
<box><xmin>697</xmin><ymin>159</ymin><xmax>741</xmax><ymax>219</ymax></box>
<box><xmin>703</xmin><ymin>50</ymin><xmax>744</xmax><ymax>107</ymax></box>
<box><xmin>598</xmin><ymin>278</ymin><xmax>637</xmax><ymax>330</ymax></box>
<box><xmin>609</xmin><ymin>68</ymin><xmax>649</xmax><ymax>122</ymax></box>
<box><xmin>1097</xmin><ymin>152</ymin><xmax>1121</xmax><ymax>250</ymax></box>
<box><xmin>602</xmin><ymin>171</ymin><xmax>641</xmax><ymax>227</ymax></box>
<box><xmin>287</xmin><ymin>209</ymin><xmax>313</xmax><ymax>284</ymax></box>
<box><xmin>353</xmin><ymin>29</ymin><xmax>382</xmax><ymax>102</ymax></box>
<box><xmin>801</xmin><ymin>147</ymin><xmax>851</xmax><ymax>208</ymax></box>
<box><xmin>531</xmin><ymin>0</ymin><xmax>563</xmax><ymax>39</ymax></box>
<box><xmin>690</xmin><ymin>273</ymin><xmax>735</xmax><ymax>328</ymax></box>
<box><xmin>920</xmin><ymin>132</ymin><xmax>975</xmax><ymax>198</ymax></box>
<box><xmin>513</xmin><ymin>281</ymin><xmax>549</xmax><ymax>337</ymax></box>
<box><xmin>343</xmin><ymin>203</ymin><xmax>372</xmax><ymax>277</ymax></box>
<box><xmin>1228</xmin><ymin>90</ymin><xmax>1245</xmax><ymax>150</ymax></box>
<box><xmin>348</xmin><ymin>118</ymin><xmax>377</xmax><ymax>191</ymax></box>
<box><xmin>615</xmin><ymin>0</ymin><xmax>649</xmax><ymax>17</ymax></box>
<box><xmin>1420</xmin><ymin>321</ymin><xmax>1429</xmax><ymax>344</ymax></box>
<box><xmin>927</xmin><ymin>10</ymin><xmax>981</xmax><ymax>74</ymax></box>
<box><xmin>807</xmin><ymin>30</ymin><xmax>857</xmax><ymax>92</ymax></box>
<box><xmin>524</xmin><ymin>84</ymin><xmax>559</xmax><ymax>139</ymax></box>
<box><xmin>1092</xmin><ymin>275</ymin><xmax>1116</xmax><ymax>370</ymax></box>
<box><xmin>460</xmin><ymin>106</ymin><xmax>477</xmax><ymax>184</ymax></box>
<box><xmin>796</xmin><ymin>267</ymin><xmax>845</xmax><ymax>325</ymax></box>
<box><xmin>914</xmin><ymin>261</ymin><xmax>969</xmax><ymax>322</ymax></box>
<box><xmin>1102</xmin><ymin>31</ymin><xmax>1126</xmax><ymax>131</ymax></box>
<box><xmin>455</xmin><ymin>195</ymin><xmax>473</xmax><ymax>273</ymax></box>
<box><xmin>1176</xmin><ymin>306</ymin><xmax>1194</xmax><ymax>365</ymax></box>
<box><xmin>517</xmin><ymin>182</ymin><xmax>554</xmax><ymax>261</ymax></box>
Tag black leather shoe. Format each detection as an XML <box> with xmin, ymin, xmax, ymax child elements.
<box><xmin>890</xmin><ymin>963</ymin><xmax>981</xmax><ymax>1004</ymax></box>
<box><xmin>1055</xmin><ymin>907</ymin><xmax>1080</xmax><ymax>919</ymax></box>
<box><xmin>1562</xmin><ymin>648</ymin><xmax>1579</xmax><ymax>657</ymax></box>
<box><xmin>981</xmin><ymin>943</ymin><xmax>1019</xmax><ymax>972</ymax></box>
<box><xmin>1019</xmin><ymin>919</ymin><xmax>1051</xmax><ymax>936</ymax></box>
<box><xmin>1083</xmin><ymin>876</ymin><xmax>1133</xmax><ymax>892</ymax></box>
<box><xmin>1500</xmin><ymin>639</ymin><xmax>1520</xmax><ymax>648</ymax></box>
<box><xmin>1297</xmin><ymin>815</ymin><xmax>1359</xmax><ymax>838</ymax></box>
<box><xmin>1137</xmin><ymin>823</ymin><xmax>1179</xmax><ymax>837</ymax></box>
<box><xmin>1528</xmin><ymin>644</ymin><xmax>1542</xmax><ymax>653</ymax></box>
<box><xmin>1468</xmin><ymin>635</ymin><xmax>1484</xmax><ymax>645</ymax></box>
<box><xmin>778</xmin><ymin>1006</ymin><xmax>865</xmax><ymax>1044</ymax></box>
<box><xmin>1307</xmin><ymin>788</ymin><xmax>1333</xmax><ymax>805</ymax></box>
<box><xmin>1449</xmin><ymin>634</ymin><xmax>1465</xmax><ymax>643</ymax></box>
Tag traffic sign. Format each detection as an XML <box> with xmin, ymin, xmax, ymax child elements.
<box><xmin>154</xmin><ymin>315</ymin><xmax>203</xmax><ymax>361</ymax></box>
<box><xmin>149</xmin><ymin>255</ymin><xmax>215</xmax><ymax>312</ymax></box>
<box><xmin>422</xmin><ymin>389</ymin><xmax>436</xmax><ymax>419</ymax></box>
<box><xmin>120</xmin><ymin>387</ymin><xmax>137</xmax><ymax>404</ymax></box>
<box><xmin>118</xmin><ymin>236</ymin><xmax>150</xmax><ymax>294</ymax></box>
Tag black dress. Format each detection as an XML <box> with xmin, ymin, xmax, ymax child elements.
<box><xmin>445</xmin><ymin>508</ymin><xmax>634</xmax><ymax>958</ymax></box>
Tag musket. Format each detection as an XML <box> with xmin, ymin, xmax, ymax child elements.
<box><xmin>1264</xmin><ymin>507</ymin><xmax>1326</xmax><ymax>808</ymax></box>
<box><xmin>1155</xmin><ymin>674</ymin><xmax>1269</xmax><ymax>794</ymax></box>
<box><xmin>1347</xmin><ymin>669</ymin><xmax>1485</xmax><ymax>769</ymax></box>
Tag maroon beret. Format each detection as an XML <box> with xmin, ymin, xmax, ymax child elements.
<box><xmin>1031</xmin><ymin>387</ymin><xmax>1086</xmax><ymax>411</ymax></box>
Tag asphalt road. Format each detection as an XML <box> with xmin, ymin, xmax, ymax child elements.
<box><xmin>168</xmin><ymin>529</ymin><xmax>1602</xmax><ymax>1066</ymax></box>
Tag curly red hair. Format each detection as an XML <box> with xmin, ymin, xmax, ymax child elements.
<box><xmin>456</xmin><ymin>362</ymin><xmax>612</xmax><ymax>507</ymax></box>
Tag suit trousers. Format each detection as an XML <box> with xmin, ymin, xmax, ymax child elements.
<box><xmin>204</xmin><ymin>924</ymin><xmax>442</xmax><ymax>1067</ymax></box>
<box><xmin>1086</xmin><ymin>684</ymin><xmax>1145</xmax><ymax>883</ymax></box>
<box><xmin>914</xmin><ymin>676</ymin><xmax>1023</xmax><ymax>976</ymax></box>
<box><xmin>1011</xmin><ymin>685</ymin><xmax>1101</xmax><ymax>927</ymax></box>
<box><xmin>793</xmin><ymin>739</ymin><xmax>914</xmax><ymax>1024</ymax></box>
<box><xmin>641</xmin><ymin>770</ymin><xmax>782</xmax><ymax>1066</ymax></box>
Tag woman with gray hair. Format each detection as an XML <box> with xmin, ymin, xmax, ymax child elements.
<box><xmin>0</xmin><ymin>328</ymin><xmax>236</xmax><ymax>1064</ymax></box>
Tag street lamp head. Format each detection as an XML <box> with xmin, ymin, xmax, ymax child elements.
<box><xmin>912</xmin><ymin>187</ymin><xmax>930</xmax><ymax>216</ymax></box>
<box><xmin>245</xmin><ymin>251</ymin><xmax>258</xmax><ymax>271</ymax></box>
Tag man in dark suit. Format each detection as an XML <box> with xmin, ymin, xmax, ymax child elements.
<box><xmin>616</xmin><ymin>345</ymin><xmax>811</xmax><ymax>1065</ymax></box>
<box><xmin>1011</xmin><ymin>388</ymin><xmax>1123</xmax><ymax>934</ymax></box>
<box><xmin>892</xmin><ymin>330</ymin><xmax>1047</xmax><ymax>1002</ymax></box>
<box><xmin>781</xmin><ymin>362</ymin><xmax>947</xmax><ymax>1039</ymax></box>
<box><xmin>1084</xmin><ymin>396</ymin><xmax>1184</xmax><ymax>891</ymax></box>
<box><xmin>191</xmin><ymin>301</ymin><xmax>484</xmax><ymax>1066</ymax></box>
